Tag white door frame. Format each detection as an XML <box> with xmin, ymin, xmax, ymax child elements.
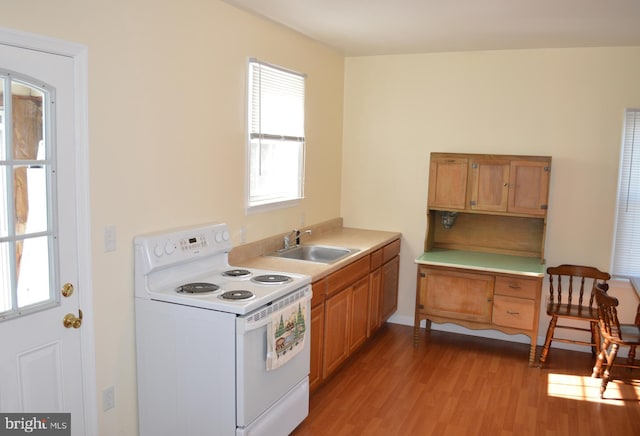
<box><xmin>0</xmin><ymin>26</ymin><xmax>97</xmax><ymax>435</ymax></box>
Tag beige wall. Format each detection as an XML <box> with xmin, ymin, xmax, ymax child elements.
<box><xmin>342</xmin><ymin>47</ymin><xmax>640</xmax><ymax>327</ymax></box>
<box><xmin>1</xmin><ymin>1</ymin><xmax>343</xmax><ymax>434</ymax></box>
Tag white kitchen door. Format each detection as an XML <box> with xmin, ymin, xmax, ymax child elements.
<box><xmin>0</xmin><ymin>39</ymin><xmax>89</xmax><ymax>435</ymax></box>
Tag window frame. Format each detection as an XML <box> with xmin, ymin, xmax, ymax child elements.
<box><xmin>611</xmin><ymin>108</ymin><xmax>640</xmax><ymax>278</ymax></box>
<box><xmin>245</xmin><ymin>58</ymin><xmax>306</xmax><ymax>214</ymax></box>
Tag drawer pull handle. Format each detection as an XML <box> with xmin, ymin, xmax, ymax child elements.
<box><xmin>508</xmin><ymin>284</ymin><xmax>521</xmax><ymax>289</ymax></box>
<box><xmin>507</xmin><ymin>311</ymin><xmax>520</xmax><ymax>315</ymax></box>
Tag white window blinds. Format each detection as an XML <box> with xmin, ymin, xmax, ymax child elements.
<box><xmin>612</xmin><ymin>108</ymin><xmax>640</xmax><ymax>276</ymax></box>
<box><xmin>249</xmin><ymin>59</ymin><xmax>305</xmax><ymax>141</ymax></box>
<box><xmin>246</xmin><ymin>59</ymin><xmax>306</xmax><ymax>209</ymax></box>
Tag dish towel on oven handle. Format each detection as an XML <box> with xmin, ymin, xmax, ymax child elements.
<box><xmin>266</xmin><ymin>298</ymin><xmax>308</xmax><ymax>371</ymax></box>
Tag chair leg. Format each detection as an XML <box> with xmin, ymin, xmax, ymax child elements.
<box><xmin>628</xmin><ymin>346</ymin><xmax>637</xmax><ymax>367</ymax></box>
<box><xmin>539</xmin><ymin>315</ymin><xmax>558</xmax><ymax>364</ymax></box>
<box><xmin>601</xmin><ymin>343</ymin><xmax>619</xmax><ymax>399</ymax></box>
<box><xmin>592</xmin><ymin>338</ymin><xmax>609</xmax><ymax>378</ymax></box>
<box><xmin>590</xmin><ymin>321</ymin><xmax>600</xmax><ymax>356</ymax></box>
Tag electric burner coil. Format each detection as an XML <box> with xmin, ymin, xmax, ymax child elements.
<box><xmin>176</xmin><ymin>282</ymin><xmax>220</xmax><ymax>294</ymax></box>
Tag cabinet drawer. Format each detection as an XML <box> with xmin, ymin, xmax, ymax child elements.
<box><xmin>370</xmin><ymin>248</ymin><xmax>383</xmax><ymax>270</ymax></box>
<box><xmin>326</xmin><ymin>256</ymin><xmax>370</xmax><ymax>298</ymax></box>
<box><xmin>311</xmin><ymin>279</ymin><xmax>327</xmax><ymax>308</ymax></box>
<box><xmin>494</xmin><ymin>276</ymin><xmax>538</xmax><ymax>299</ymax></box>
<box><xmin>383</xmin><ymin>239</ymin><xmax>401</xmax><ymax>263</ymax></box>
<box><xmin>492</xmin><ymin>295</ymin><xmax>535</xmax><ymax>330</ymax></box>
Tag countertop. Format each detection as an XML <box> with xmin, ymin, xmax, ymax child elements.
<box><xmin>230</xmin><ymin>224</ymin><xmax>401</xmax><ymax>282</ymax></box>
<box><xmin>415</xmin><ymin>248</ymin><xmax>546</xmax><ymax>277</ymax></box>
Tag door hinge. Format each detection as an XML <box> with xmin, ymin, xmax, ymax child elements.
<box><xmin>419</xmin><ymin>304</ymin><xmax>424</xmax><ymax>309</ymax></box>
<box><xmin>420</xmin><ymin>272</ymin><xmax>426</xmax><ymax>277</ymax></box>
<box><xmin>541</xmin><ymin>204</ymin><xmax>548</xmax><ymax>210</ymax></box>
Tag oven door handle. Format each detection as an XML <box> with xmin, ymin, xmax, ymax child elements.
<box><xmin>238</xmin><ymin>288</ymin><xmax>311</xmax><ymax>333</ymax></box>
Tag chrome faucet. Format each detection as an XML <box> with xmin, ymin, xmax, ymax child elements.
<box><xmin>295</xmin><ymin>229</ymin><xmax>312</xmax><ymax>246</ymax></box>
<box><xmin>283</xmin><ymin>229</ymin><xmax>312</xmax><ymax>250</ymax></box>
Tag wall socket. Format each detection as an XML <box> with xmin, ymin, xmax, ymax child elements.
<box><xmin>104</xmin><ymin>226</ymin><xmax>117</xmax><ymax>252</ymax></box>
<box><xmin>103</xmin><ymin>386</ymin><xmax>115</xmax><ymax>411</ymax></box>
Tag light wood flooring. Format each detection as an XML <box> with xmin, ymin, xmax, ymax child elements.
<box><xmin>292</xmin><ymin>323</ymin><xmax>640</xmax><ymax>436</ymax></box>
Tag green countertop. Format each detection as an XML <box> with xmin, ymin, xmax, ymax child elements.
<box><xmin>415</xmin><ymin>248</ymin><xmax>546</xmax><ymax>277</ymax></box>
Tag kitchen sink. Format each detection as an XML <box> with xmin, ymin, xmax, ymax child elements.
<box><xmin>266</xmin><ymin>245</ymin><xmax>358</xmax><ymax>264</ymax></box>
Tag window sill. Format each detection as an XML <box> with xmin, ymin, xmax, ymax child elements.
<box><xmin>246</xmin><ymin>198</ymin><xmax>302</xmax><ymax>215</ymax></box>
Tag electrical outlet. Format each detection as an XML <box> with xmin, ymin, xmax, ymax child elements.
<box><xmin>103</xmin><ymin>386</ymin><xmax>115</xmax><ymax>411</ymax></box>
<box><xmin>104</xmin><ymin>226</ymin><xmax>117</xmax><ymax>252</ymax></box>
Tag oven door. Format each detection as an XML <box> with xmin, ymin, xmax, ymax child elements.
<box><xmin>236</xmin><ymin>286</ymin><xmax>311</xmax><ymax>432</ymax></box>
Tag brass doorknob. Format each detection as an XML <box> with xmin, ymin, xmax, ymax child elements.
<box><xmin>63</xmin><ymin>309</ymin><xmax>83</xmax><ymax>329</ymax></box>
<box><xmin>61</xmin><ymin>283</ymin><xmax>74</xmax><ymax>297</ymax></box>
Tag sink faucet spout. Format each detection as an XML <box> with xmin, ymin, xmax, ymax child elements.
<box><xmin>296</xmin><ymin>229</ymin><xmax>312</xmax><ymax>246</ymax></box>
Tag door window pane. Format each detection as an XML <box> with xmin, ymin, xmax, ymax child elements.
<box><xmin>0</xmin><ymin>71</ymin><xmax>55</xmax><ymax>320</ymax></box>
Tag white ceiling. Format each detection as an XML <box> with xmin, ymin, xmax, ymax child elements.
<box><xmin>222</xmin><ymin>0</ymin><xmax>640</xmax><ymax>56</ymax></box>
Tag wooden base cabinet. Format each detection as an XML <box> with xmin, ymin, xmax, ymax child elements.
<box><xmin>414</xmin><ymin>264</ymin><xmax>542</xmax><ymax>366</ymax></box>
<box><xmin>310</xmin><ymin>237</ymin><xmax>401</xmax><ymax>391</ymax></box>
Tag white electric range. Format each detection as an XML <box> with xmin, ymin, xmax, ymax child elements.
<box><xmin>134</xmin><ymin>222</ymin><xmax>312</xmax><ymax>436</ymax></box>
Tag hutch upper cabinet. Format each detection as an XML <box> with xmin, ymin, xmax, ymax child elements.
<box><xmin>429</xmin><ymin>154</ymin><xmax>551</xmax><ymax>217</ymax></box>
<box><xmin>425</xmin><ymin>153</ymin><xmax>551</xmax><ymax>261</ymax></box>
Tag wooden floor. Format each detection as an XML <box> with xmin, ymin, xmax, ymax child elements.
<box><xmin>292</xmin><ymin>323</ymin><xmax>640</xmax><ymax>436</ymax></box>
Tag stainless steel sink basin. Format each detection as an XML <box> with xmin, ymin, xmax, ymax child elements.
<box><xmin>266</xmin><ymin>245</ymin><xmax>358</xmax><ymax>264</ymax></box>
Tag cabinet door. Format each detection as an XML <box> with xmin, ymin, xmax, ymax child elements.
<box><xmin>309</xmin><ymin>303</ymin><xmax>324</xmax><ymax>392</ymax></box>
<box><xmin>469</xmin><ymin>159</ymin><xmax>510</xmax><ymax>212</ymax></box>
<box><xmin>349</xmin><ymin>276</ymin><xmax>369</xmax><ymax>353</ymax></box>
<box><xmin>381</xmin><ymin>256</ymin><xmax>400</xmax><ymax>321</ymax></box>
<box><xmin>419</xmin><ymin>267</ymin><xmax>494</xmax><ymax>322</ymax></box>
<box><xmin>368</xmin><ymin>267</ymin><xmax>382</xmax><ymax>336</ymax></box>
<box><xmin>428</xmin><ymin>157</ymin><xmax>468</xmax><ymax>209</ymax></box>
<box><xmin>507</xmin><ymin>160</ymin><xmax>550</xmax><ymax>216</ymax></box>
<box><xmin>323</xmin><ymin>289</ymin><xmax>351</xmax><ymax>378</ymax></box>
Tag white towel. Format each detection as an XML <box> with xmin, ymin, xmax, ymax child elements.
<box><xmin>266</xmin><ymin>300</ymin><xmax>307</xmax><ymax>371</ymax></box>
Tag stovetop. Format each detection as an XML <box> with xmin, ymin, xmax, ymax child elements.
<box><xmin>133</xmin><ymin>223</ymin><xmax>311</xmax><ymax>315</ymax></box>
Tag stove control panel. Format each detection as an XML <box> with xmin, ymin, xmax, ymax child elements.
<box><xmin>135</xmin><ymin>223</ymin><xmax>232</xmax><ymax>273</ymax></box>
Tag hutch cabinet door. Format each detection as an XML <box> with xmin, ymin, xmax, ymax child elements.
<box><xmin>507</xmin><ymin>160</ymin><xmax>551</xmax><ymax>216</ymax></box>
<box><xmin>469</xmin><ymin>158</ymin><xmax>510</xmax><ymax>212</ymax></box>
<box><xmin>428</xmin><ymin>157</ymin><xmax>468</xmax><ymax>209</ymax></box>
<box><xmin>418</xmin><ymin>267</ymin><xmax>495</xmax><ymax>323</ymax></box>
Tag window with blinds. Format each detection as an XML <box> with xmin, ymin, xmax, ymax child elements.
<box><xmin>246</xmin><ymin>59</ymin><xmax>306</xmax><ymax>211</ymax></box>
<box><xmin>612</xmin><ymin>108</ymin><xmax>640</xmax><ymax>277</ymax></box>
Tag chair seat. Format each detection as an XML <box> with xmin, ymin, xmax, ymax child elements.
<box><xmin>612</xmin><ymin>324</ymin><xmax>640</xmax><ymax>346</ymax></box>
<box><xmin>546</xmin><ymin>303</ymin><xmax>599</xmax><ymax>321</ymax></box>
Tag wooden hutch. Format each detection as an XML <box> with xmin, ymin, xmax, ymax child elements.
<box><xmin>414</xmin><ymin>152</ymin><xmax>551</xmax><ymax>366</ymax></box>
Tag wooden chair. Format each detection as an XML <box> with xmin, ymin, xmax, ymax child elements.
<box><xmin>538</xmin><ymin>265</ymin><xmax>610</xmax><ymax>366</ymax></box>
<box><xmin>591</xmin><ymin>283</ymin><xmax>640</xmax><ymax>398</ymax></box>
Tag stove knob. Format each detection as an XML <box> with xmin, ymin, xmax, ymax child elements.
<box><xmin>164</xmin><ymin>240</ymin><xmax>176</xmax><ymax>255</ymax></box>
<box><xmin>153</xmin><ymin>244</ymin><xmax>164</xmax><ymax>258</ymax></box>
<box><xmin>215</xmin><ymin>232</ymin><xmax>223</xmax><ymax>243</ymax></box>
<box><xmin>222</xmin><ymin>230</ymin><xmax>230</xmax><ymax>241</ymax></box>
